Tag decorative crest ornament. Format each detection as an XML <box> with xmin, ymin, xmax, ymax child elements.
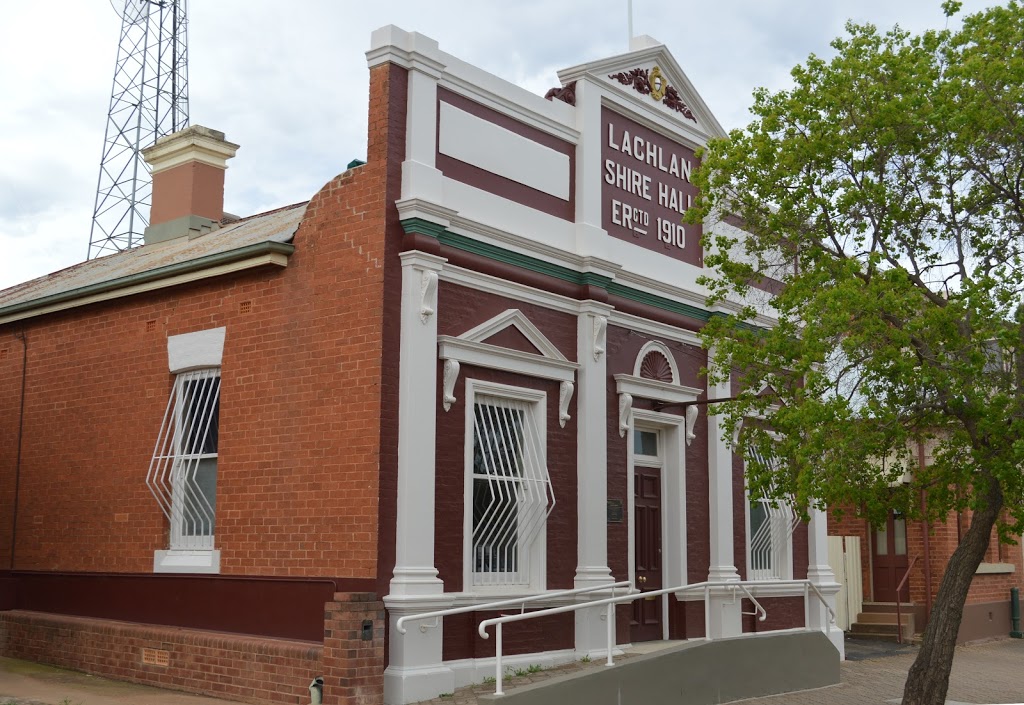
<box><xmin>649</xmin><ymin>66</ymin><xmax>666</xmax><ymax>101</ymax></box>
<box><xmin>607</xmin><ymin>67</ymin><xmax>697</xmax><ymax>122</ymax></box>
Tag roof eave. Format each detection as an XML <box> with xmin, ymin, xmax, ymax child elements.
<box><xmin>0</xmin><ymin>240</ymin><xmax>295</xmax><ymax>327</ymax></box>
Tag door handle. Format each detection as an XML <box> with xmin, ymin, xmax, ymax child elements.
<box><xmin>638</xmin><ymin>575</ymin><xmax>647</xmax><ymax>584</ymax></box>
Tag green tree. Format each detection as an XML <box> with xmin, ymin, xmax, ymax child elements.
<box><xmin>689</xmin><ymin>3</ymin><xmax>1024</xmax><ymax>704</ymax></box>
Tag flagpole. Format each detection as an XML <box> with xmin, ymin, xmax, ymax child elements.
<box><xmin>627</xmin><ymin>0</ymin><xmax>634</xmax><ymax>46</ymax></box>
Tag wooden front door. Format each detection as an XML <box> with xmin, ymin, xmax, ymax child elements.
<box><xmin>631</xmin><ymin>464</ymin><xmax>663</xmax><ymax>642</ymax></box>
<box><xmin>872</xmin><ymin>510</ymin><xmax>909</xmax><ymax>602</ymax></box>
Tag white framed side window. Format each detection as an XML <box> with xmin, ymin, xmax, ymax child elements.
<box><xmin>464</xmin><ymin>380</ymin><xmax>552</xmax><ymax>592</ymax></box>
<box><xmin>744</xmin><ymin>449</ymin><xmax>798</xmax><ymax>581</ymax></box>
<box><xmin>148</xmin><ymin>368</ymin><xmax>222</xmax><ymax>573</ymax></box>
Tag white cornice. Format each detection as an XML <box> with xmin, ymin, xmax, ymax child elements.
<box><xmin>614</xmin><ymin>374</ymin><xmax>702</xmax><ymax>404</ymax></box>
<box><xmin>438</xmin><ymin>337</ymin><xmax>578</xmax><ymax>383</ymax></box>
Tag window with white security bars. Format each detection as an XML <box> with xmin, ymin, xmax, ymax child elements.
<box><xmin>746</xmin><ymin>448</ymin><xmax>799</xmax><ymax>581</ymax></box>
<box><xmin>469</xmin><ymin>387</ymin><xmax>554</xmax><ymax>590</ymax></box>
<box><xmin>146</xmin><ymin>369</ymin><xmax>221</xmax><ymax>551</ymax></box>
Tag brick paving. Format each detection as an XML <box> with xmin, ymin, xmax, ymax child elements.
<box><xmin>417</xmin><ymin>638</ymin><xmax>1024</xmax><ymax>705</ymax></box>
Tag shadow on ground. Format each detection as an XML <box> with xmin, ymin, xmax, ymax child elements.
<box><xmin>844</xmin><ymin>636</ymin><xmax>919</xmax><ymax>662</ymax></box>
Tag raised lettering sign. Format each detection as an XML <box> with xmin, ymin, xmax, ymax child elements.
<box><xmin>601</xmin><ymin>108</ymin><xmax>702</xmax><ymax>266</ymax></box>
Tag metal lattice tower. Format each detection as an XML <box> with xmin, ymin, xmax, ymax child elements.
<box><xmin>88</xmin><ymin>0</ymin><xmax>189</xmax><ymax>259</ymax></box>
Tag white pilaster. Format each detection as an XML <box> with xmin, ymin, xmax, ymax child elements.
<box><xmin>807</xmin><ymin>506</ymin><xmax>844</xmax><ymax>658</ymax></box>
<box><xmin>391</xmin><ymin>251</ymin><xmax>447</xmax><ymax>596</ymax></box>
<box><xmin>386</xmin><ymin>251</ymin><xmax>452</xmax><ymax>705</ymax></box>
<box><xmin>402</xmin><ymin>65</ymin><xmax>445</xmax><ymax>204</ymax></box>
<box><xmin>706</xmin><ymin>347</ymin><xmax>741</xmax><ymax>637</ymax></box>
<box><xmin>572</xmin><ymin>80</ymin><xmax>609</xmax><ymax>260</ymax></box>
<box><xmin>574</xmin><ymin>302</ymin><xmax>615</xmax><ymax>654</ymax></box>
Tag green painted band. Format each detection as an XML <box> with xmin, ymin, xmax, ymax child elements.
<box><xmin>402</xmin><ymin>217</ymin><xmax>711</xmax><ymax>322</ymax></box>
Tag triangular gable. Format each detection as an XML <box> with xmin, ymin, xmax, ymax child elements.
<box><xmin>456</xmin><ymin>309</ymin><xmax>568</xmax><ymax>362</ymax></box>
<box><xmin>556</xmin><ymin>35</ymin><xmax>726</xmax><ymax>140</ymax></box>
<box><xmin>481</xmin><ymin>325</ymin><xmax>543</xmax><ymax>356</ymax></box>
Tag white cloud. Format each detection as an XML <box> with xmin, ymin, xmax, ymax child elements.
<box><xmin>0</xmin><ymin>0</ymin><xmax>993</xmax><ymax>291</ymax></box>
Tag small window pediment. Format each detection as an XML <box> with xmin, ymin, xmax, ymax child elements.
<box><xmin>455</xmin><ymin>309</ymin><xmax>568</xmax><ymax>362</ymax></box>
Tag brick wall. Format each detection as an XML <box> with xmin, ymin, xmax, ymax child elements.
<box><xmin>0</xmin><ymin>591</ymin><xmax>385</xmax><ymax>705</ymax></box>
<box><xmin>0</xmin><ymin>64</ymin><xmax>410</xmax><ymax>580</ymax></box>
<box><xmin>829</xmin><ymin>502</ymin><xmax>1024</xmax><ymax>641</ymax></box>
<box><xmin>0</xmin><ymin>610</ymin><xmax>320</xmax><ymax>704</ymax></box>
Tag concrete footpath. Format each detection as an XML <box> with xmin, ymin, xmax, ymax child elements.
<box><xmin>0</xmin><ymin>656</ymin><xmax>238</xmax><ymax>705</ymax></box>
<box><xmin>2</xmin><ymin>638</ymin><xmax>1024</xmax><ymax>705</ymax></box>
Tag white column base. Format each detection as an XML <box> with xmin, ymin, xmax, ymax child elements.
<box><xmin>388</xmin><ymin>567</ymin><xmax>446</xmax><ymax>597</ymax></box>
<box><xmin>806</xmin><ymin>580</ymin><xmax>844</xmax><ymax>660</ymax></box>
<box><xmin>573</xmin><ymin>566</ymin><xmax>615</xmax><ymax>589</ymax></box>
<box><xmin>384</xmin><ymin>595</ymin><xmax>455</xmax><ymax>705</ymax></box>
<box><xmin>707</xmin><ymin>594</ymin><xmax>743</xmax><ymax>639</ymax></box>
<box><xmin>706</xmin><ymin>568</ymin><xmax>742</xmax><ymax>639</ymax></box>
<box><xmin>574</xmin><ymin>603</ymin><xmax>614</xmax><ymax>657</ymax></box>
<box><xmin>384</xmin><ymin>664</ymin><xmax>456</xmax><ymax>705</ymax></box>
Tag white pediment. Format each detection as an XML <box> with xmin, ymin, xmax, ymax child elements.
<box><xmin>557</xmin><ymin>36</ymin><xmax>726</xmax><ymax>140</ymax></box>
<box><xmin>456</xmin><ymin>309</ymin><xmax>568</xmax><ymax>362</ymax></box>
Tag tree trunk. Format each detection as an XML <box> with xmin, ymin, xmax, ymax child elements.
<box><xmin>901</xmin><ymin>476</ymin><xmax>1003</xmax><ymax>705</ymax></box>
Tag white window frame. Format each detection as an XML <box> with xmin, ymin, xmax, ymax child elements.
<box><xmin>148</xmin><ymin>367</ymin><xmax>222</xmax><ymax>573</ymax></box>
<box><xmin>463</xmin><ymin>379</ymin><xmax>550</xmax><ymax>593</ymax></box>
<box><xmin>627</xmin><ymin>409</ymin><xmax>687</xmax><ymax>594</ymax></box>
<box><xmin>743</xmin><ymin>448</ymin><xmax>798</xmax><ymax>582</ymax></box>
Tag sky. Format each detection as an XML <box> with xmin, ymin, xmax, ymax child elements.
<box><xmin>0</xmin><ymin>0</ymin><xmax>996</xmax><ymax>292</ymax></box>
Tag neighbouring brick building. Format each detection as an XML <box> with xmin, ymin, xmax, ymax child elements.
<box><xmin>829</xmin><ymin>439</ymin><xmax>1024</xmax><ymax>643</ymax></box>
<box><xmin>0</xmin><ymin>28</ymin><xmax>842</xmax><ymax>705</ymax></box>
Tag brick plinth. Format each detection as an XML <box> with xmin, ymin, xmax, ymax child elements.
<box><xmin>0</xmin><ymin>610</ymin><xmax>320</xmax><ymax>704</ymax></box>
<box><xmin>322</xmin><ymin>592</ymin><xmax>384</xmax><ymax>705</ymax></box>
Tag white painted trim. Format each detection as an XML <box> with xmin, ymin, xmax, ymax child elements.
<box><xmin>743</xmin><ymin>482</ymin><xmax>796</xmax><ymax>583</ymax></box>
<box><xmin>977</xmin><ymin>562</ymin><xmax>1016</xmax><ymax>574</ymax></box>
<box><xmin>439</xmin><ymin>102</ymin><xmax>570</xmax><ymax>201</ymax></box>
<box><xmin>456</xmin><ymin>309</ymin><xmax>568</xmax><ymax>362</ymax></box>
<box><xmin>439</xmin><ymin>264</ymin><xmax>581</xmax><ymax>315</ymax></box>
<box><xmin>614</xmin><ymin>374</ymin><xmax>702</xmax><ymax>404</ymax></box>
<box><xmin>629</xmin><ymin>409</ymin><xmax>688</xmax><ymax>595</ymax></box>
<box><xmin>632</xmin><ymin>340</ymin><xmax>680</xmax><ymax>384</ymax></box>
<box><xmin>608</xmin><ymin>310</ymin><xmax>702</xmax><ymax>347</ymax></box>
<box><xmin>463</xmin><ymin>379</ymin><xmax>549</xmax><ymax>593</ymax></box>
<box><xmin>167</xmin><ymin>327</ymin><xmax>226</xmax><ymax>373</ymax></box>
<box><xmin>153</xmin><ymin>549</ymin><xmax>220</xmax><ymax>574</ymax></box>
<box><xmin>439</xmin><ymin>337</ymin><xmax>578</xmax><ymax>383</ymax></box>
<box><xmin>0</xmin><ymin>252</ymin><xmax>289</xmax><ymax>326</ymax></box>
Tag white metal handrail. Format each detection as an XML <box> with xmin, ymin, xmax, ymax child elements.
<box><xmin>477</xmin><ymin>579</ymin><xmax>835</xmax><ymax>696</ymax></box>
<box><xmin>395</xmin><ymin>581</ymin><xmax>631</xmax><ymax>635</ymax></box>
<box><xmin>731</xmin><ymin>581</ymin><xmax>768</xmax><ymax>621</ymax></box>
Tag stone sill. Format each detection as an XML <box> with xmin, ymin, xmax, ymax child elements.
<box><xmin>976</xmin><ymin>562</ymin><xmax>1015</xmax><ymax>575</ymax></box>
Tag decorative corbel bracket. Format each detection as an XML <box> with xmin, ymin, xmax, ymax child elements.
<box><xmin>420</xmin><ymin>270</ymin><xmax>438</xmax><ymax>325</ymax></box>
<box><xmin>559</xmin><ymin>381</ymin><xmax>574</xmax><ymax>428</ymax></box>
<box><xmin>732</xmin><ymin>417</ymin><xmax>744</xmax><ymax>447</ymax></box>
<box><xmin>618</xmin><ymin>393</ymin><xmax>633</xmax><ymax>438</ymax></box>
<box><xmin>442</xmin><ymin>359</ymin><xmax>460</xmax><ymax>411</ymax></box>
<box><xmin>593</xmin><ymin>315</ymin><xmax>607</xmax><ymax>362</ymax></box>
<box><xmin>685</xmin><ymin>405</ymin><xmax>698</xmax><ymax>446</ymax></box>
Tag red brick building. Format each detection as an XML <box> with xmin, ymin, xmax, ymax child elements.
<box><xmin>0</xmin><ymin>28</ymin><xmax>841</xmax><ymax>705</ymax></box>
<box><xmin>830</xmin><ymin>440</ymin><xmax>1024</xmax><ymax>643</ymax></box>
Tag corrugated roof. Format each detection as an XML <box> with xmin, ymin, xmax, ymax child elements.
<box><xmin>0</xmin><ymin>202</ymin><xmax>306</xmax><ymax>311</ymax></box>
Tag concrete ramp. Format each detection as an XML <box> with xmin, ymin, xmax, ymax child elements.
<box><xmin>480</xmin><ymin>631</ymin><xmax>840</xmax><ymax>705</ymax></box>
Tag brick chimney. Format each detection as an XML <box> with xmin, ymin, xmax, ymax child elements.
<box><xmin>141</xmin><ymin>125</ymin><xmax>239</xmax><ymax>244</ymax></box>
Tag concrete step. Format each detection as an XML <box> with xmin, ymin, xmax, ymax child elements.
<box><xmin>846</xmin><ymin>630</ymin><xmax>904</xmax><ymax>643</ymax></box>
<box><xmin>849</xmin><ymin>621</ymin><xmax>913</xmax><ymax>641</ymax></box>
<box><xmin>860</xmin><ymin>601</ymin><xmax>915</xmax><ymax>614</ymax></box>
<box><xmin>855</xmin><ymin>612</ymin><xmax>913</xmax><ymax>625</ymax></box>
